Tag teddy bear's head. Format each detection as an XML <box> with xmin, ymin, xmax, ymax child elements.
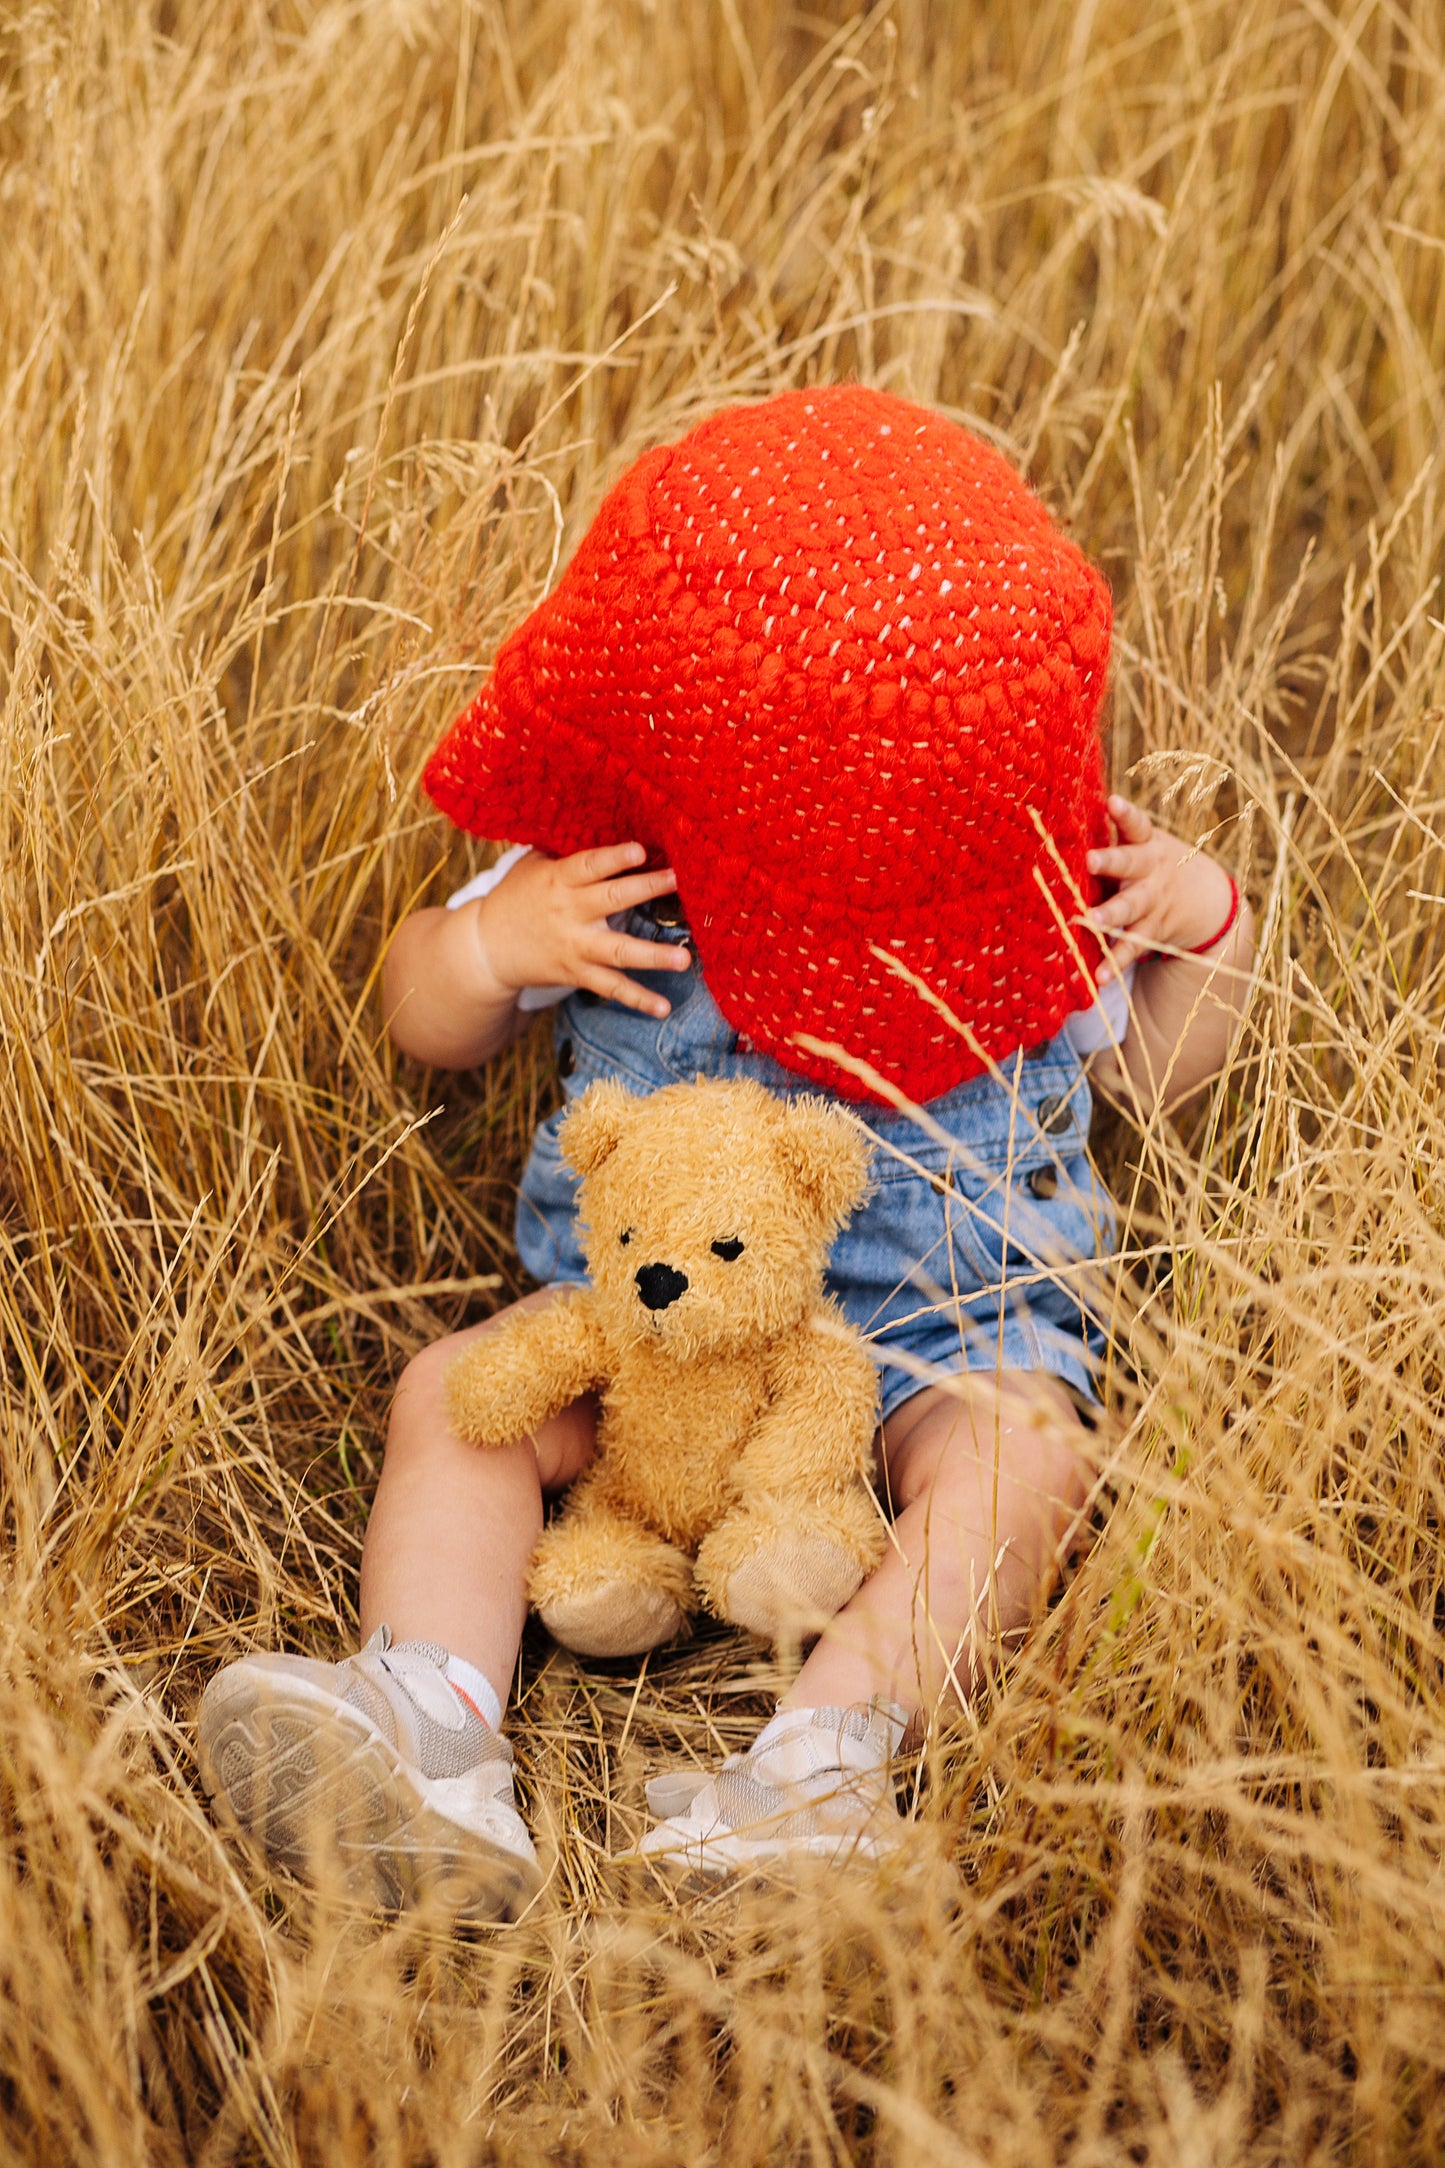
<box><xmin>559</xmin><ymin>1076</ymin><xmax>872</xmax><ymax>1358</ymax></box>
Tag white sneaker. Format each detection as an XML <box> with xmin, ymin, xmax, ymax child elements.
<box><xmin>638</xmin><ymin>1702</ymin><xmax>910</xmax><ymax>1882</ymax></box>
<box><xmin>197</xmin><ymin>1626</ymin><xmax>541</xmax><ymax>1921</ymax></box>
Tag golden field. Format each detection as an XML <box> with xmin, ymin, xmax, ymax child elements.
<box><xmin>3</xmin><ymin>1</ymin><xmax>1445</xmax><ymax>2159</ymax></box>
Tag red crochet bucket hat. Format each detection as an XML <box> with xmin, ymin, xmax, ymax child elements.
<box><xmin>424</xmin><ymin>385</ymin><xmax>1113</xmax><ymax>1106</ymax></box>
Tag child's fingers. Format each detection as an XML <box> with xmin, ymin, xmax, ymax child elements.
<box><xmin>1088</xmin><ymin>889</ymin><xmax>1161</xmax><ymax>983</ymax></box>
<box><xmin>1088</xmin><ymin>879</ymin><xmax>1156</xmax><ymax>934</ymax></box>
<box><xmin>592</xmin><ymin>931</ymin><xmax>691</xmax><ymax>977</ymax></box>
<box><xmin>577</xmin><ymin>965</ymin><xmax>677</xmax><ymax>1020</ymax></box>
<box><xmin>562</xmin><ymin>851</ymin><xmax>681</xmax><ymax>920</ymax></box>
<box><xmin>1096</xmin><ymin>930</ymin><xmax>1151</xmax><ymax>983</ymax></box>
<box><xmin>1087</xmin><ymin>843</ymin><xmax>1151</xmax><ymax>882</ymax></box>
<box><xmin>554</xmin><ymin>931</ymin><xmax>690</xmax><ymax>1016</ymax></box>
<box><xmin>586</xmin><ymin>864</ymin><xmax>683</xmax><ymax>916</ymax></box>
<box><xmin>1107</xmin><ymin>793</ymin><xmax>1153</xmax><ymax>844</ymax></box>
<box><xmin>562</xmin><ymin>841</ymin><xmax>651</xmax><ymax>888</ymax></box>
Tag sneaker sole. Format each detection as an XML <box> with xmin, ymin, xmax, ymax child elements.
<box><xmin>196</xmin><ymin>1671</ymin><xmax>542</xmax><ymax>1924</ymax></box>
<box><xmin>637</xmin><ymin>1823</ymin><xmax>900</xmax><ymax>1887</ymax></box>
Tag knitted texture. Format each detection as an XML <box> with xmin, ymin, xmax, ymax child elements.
<box><xmin>424</xmin><ymin>385</ymin><xmax>1112</xmax><ymax>1105</ymax></box>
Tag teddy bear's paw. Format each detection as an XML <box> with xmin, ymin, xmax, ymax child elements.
<box><xmin>712</xmin><ymin>1532</ymin><xmax>867</xmax><ymax>1643</ymax></box>
<box><xmin>538</xmin><ymin>1580</ymin><xmax>690</xmax><ymax>1659</ymax></box>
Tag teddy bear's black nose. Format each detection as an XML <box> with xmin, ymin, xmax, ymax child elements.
<box><xmin>635</xmin><ymin>1262</ymin><xmax>689</xmax><ymax>1312</ymax></box>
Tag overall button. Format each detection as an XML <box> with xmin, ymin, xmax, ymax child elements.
<box><xmin>1029</xmin><ymin>1165</ymin><xmax>1059</xmax><ymax>1200</ymax></box>
<box><xmin>1036</xmin><ymin>1093</ymin><xmax>1071</xmax><ymax>1133</ymax></box>
<box><xmin>558</xmin><ymin>1038</ymin><xmax>576</xmax><ymax>1078</ymax></box>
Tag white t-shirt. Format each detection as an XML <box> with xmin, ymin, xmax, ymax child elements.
<box><xmin>446</xmin><ymin>846</ymin><xmax>1134</xmax><ymax>1051</ymax></box>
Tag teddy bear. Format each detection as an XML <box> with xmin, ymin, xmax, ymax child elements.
<box><xmin>444</xmin><ymin>1075</ymin><xmax>886</xmax><ymax>1658</ymax></box>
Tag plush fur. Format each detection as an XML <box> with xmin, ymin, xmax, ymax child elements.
<box><xmin>445</xmin><ymin>1076</ymin><xmax>886</xmax><ymax>1657</ymax></box>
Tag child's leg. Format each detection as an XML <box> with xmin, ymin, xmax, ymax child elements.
<box><xmin>784</xmin><ymin>1373</ymin><xmax>1091</xmax><ymax>1720</ymax></box>
<box><xmin>360</xmin><ymin>1287</ymin><xmax>596</xmax><ymax>1715</ymax></box>
<box><xmin>198</xmin><ymin>1288</ymin><xmax>595</xmax><ymax>1917</ymax></box>
<box><xmin>639</xmin><ymin>1372</ymin><xmax>1092</xmax><ymax>1880</ymax></box>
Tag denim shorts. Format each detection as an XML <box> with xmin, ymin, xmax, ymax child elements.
<box><xmin>515</xmin><ymin>914</ymin><xmax>1116</xmax><ymax>1419</ymax></box>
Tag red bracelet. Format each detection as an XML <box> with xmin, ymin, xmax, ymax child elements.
<box><xmin>1182</xmin><ymin>873</ymin><xmax>1241</xmax><ymax>956</ymax></box>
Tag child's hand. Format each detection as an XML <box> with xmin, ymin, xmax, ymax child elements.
<box><xmin>1084</xmin><ymin>795</ymin><xmax>1237</xmax><ymax>984</ymax></box>
<box><xmin>475</xmin><ymin>842</ymin><xmax>691</xmax><ymax>1020</ymax></box>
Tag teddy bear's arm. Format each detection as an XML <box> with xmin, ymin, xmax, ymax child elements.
<box><xmin>444</xmin><ymin>1291</ymin><xmax>609</xmax><ymax>1451</ymax></box>
<box><xmin>743</xmin><ymin>1308</ymin><xmax>879</xmax><ymax>1489</ymax></box>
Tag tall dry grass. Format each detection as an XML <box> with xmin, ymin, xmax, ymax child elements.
<box><xmin>2</xmin><ymin>0</ymin><xmax>1445</xmax><ymax>2158</ymax></box>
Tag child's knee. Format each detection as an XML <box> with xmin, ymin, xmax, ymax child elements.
<box><xmin>389</xmin><ymin>1329</ymin><xmax>475</xmax><ymax>1434</ymax></box>
<box><xmin>387</xmin><ymin>1301</ymin><xmax>596</xmax><ymax>1491</ymax></box>
<box><xmin>886</xmin><ymin>1376</ymin><xmax>1090</xmax><ymax>1533</ymax></box>
<box><xmin>390</xmin><ymin>1292</ymin><xmax>558</xmax><ymax>1432</ymax></box>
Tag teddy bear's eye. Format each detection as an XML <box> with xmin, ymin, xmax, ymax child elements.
<box><xmin>619</xmin><ymin>1228</ymin><xmax>634</xmax><ymax>1247</ymax></box>
<box><xmin>711</xmin><ymin>1237</ymin><xmax>745</xmax><ymax>1262</ymax></box>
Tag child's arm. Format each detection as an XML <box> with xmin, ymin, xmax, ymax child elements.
<box><xmin>1083</xmin><ymin>794</ymin><xmax>1256</xmax><ymax>1116</ymax></box>
<box><xmin>382</xmin><ymin>841</ymin><xmax>692</xmax><ymax>1069</ymax></box>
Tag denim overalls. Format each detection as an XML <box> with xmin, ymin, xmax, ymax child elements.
<box><xmin>516</xmin><ymin>909</ymin><xmax>1115</xmax><ymax>1418</ymax></box>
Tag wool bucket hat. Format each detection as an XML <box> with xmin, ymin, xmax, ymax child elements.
<box><xmin>424</xmin><ymin>384</ymin><xmax>1113</xmax><ymax>1106</ymax></box>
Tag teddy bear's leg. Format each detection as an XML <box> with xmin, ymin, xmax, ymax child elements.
<box><xmin>694</xmin><ymin>1488</ymin><xmax>887</xmax><ymax>1643</ymax></box>
<box><xmin>529</xmin><ymin>1495</ymin><xmax>696</xmax><ymax>1658</ymax></box>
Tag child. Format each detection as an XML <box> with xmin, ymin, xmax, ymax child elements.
<box><xmin>198</xmin><ymin>387</ymin><xmax>1254</xmax><ymax>1916</ymax></box>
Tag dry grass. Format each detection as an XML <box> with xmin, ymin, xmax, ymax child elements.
<box><xmin>3</xmin><ymin>0</ymin><xmax>1445</xmax><ymax>2158</ymax></box>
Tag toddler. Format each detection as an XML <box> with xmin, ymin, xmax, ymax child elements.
<box><xmin>198</xmin><ymin>387</ymin><xmax>1254</xmax><ymax>1918</ymax></box>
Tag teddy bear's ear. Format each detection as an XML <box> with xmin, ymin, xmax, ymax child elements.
<box><xmin>771</xmin><ymin>1098</ymin><xmax>874</xmax><ymax>1236</ymax></box>
<box><xmin>559</xmin><ymin>1078</ymin><xmax>638</xmax><ymax>1177</ymax></box>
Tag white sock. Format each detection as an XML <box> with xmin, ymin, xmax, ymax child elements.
<box><xmin>442</xmin><ymin>1652</ymin><xmax>503</xmax><ymax>1732</ymax></box>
